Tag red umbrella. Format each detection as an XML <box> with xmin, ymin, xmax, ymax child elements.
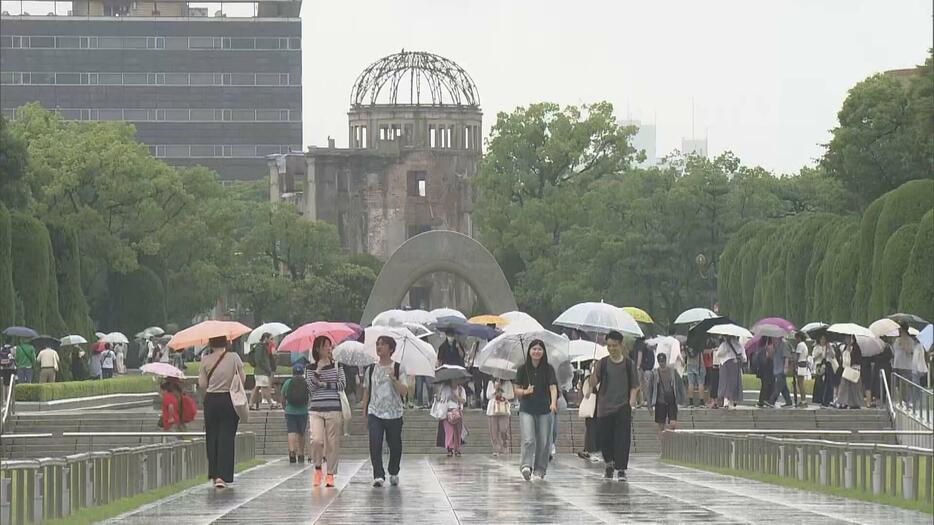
<box><xmin>278</xmin><ymin>322</ymin><xmax>357</xmax><ymax>353</ymax></box>
<box><xmin>91</xmin><ymin>341</ymin><xmax>106</xmax><ymax>353</ymax></box>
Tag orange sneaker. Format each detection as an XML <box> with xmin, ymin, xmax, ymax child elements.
<box><xmin>313</xmin><ymin>468</ymin><xmax>322</xmax><ymax>487</ymax></box>
<box><xmin>325</xmin><ymin>474</ymin><xmax>335</xmax><ymax>487</ymax></box>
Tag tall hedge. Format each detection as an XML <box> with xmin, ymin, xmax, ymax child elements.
<box><xmin>898</xmin><ymin>209</ymin><xmax>934</xmax><ymax>322</ymax></box>
<box><xmin>50</xmin><ymin>225</ymin><xmax>92</xmax><ymax>337</ymax></box>
<box><xmin>804</xmin><ymin>218</ymin><xmax>842</xmax><ymax>321</ymax></box>
<box><xmin>815</xmin><ymin>220</ymin><xmax>857</xmax><ymax>322</ymax></box>
<box><xmin>43</xmin><ymin>232</ymin><xmax>68</xmax><ymax>337</ymax></box>
<box><xmin>830</xmin><ymin>235</ymin><xmax>860</xmax><ymax>322</ymax></box>
<box><xmin>868</xmin><ymin>179</ymin><xmax>934</xmax><ymax>320</ymax></box>
<box><xmin>853</xmin><ymin>195</ymin><xmax>886</xmax><ymax>323</ymax></box>
<box><xmin>10</xmin><ymin>213</ymin><xmax>52</xmax><ymax>330</ymax></box>
<box><xmin>111</xmin><ymin>265</ymin><xmax>166</xmax><ymax>338</ymax></box>
<box><xmin>784</xmin><ymin>215</ymin><xmax>832</xmax><ymax>324</ymax></box>
<box><xmin>874</xmin><ymin>223</ymin><xmax>919</xmax><ymax>320</ymax></box>
<box><xmin>0</xmin><ymin>203</ymin><xmax>14</xmax><ymax>328</ymax></box>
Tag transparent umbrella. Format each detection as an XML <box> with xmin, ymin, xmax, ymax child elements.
<box><xmin>364</xmin><ymin>326</ymin><xmax>437</xmax><ymax>377</ymax></box>
<box><xmin>475</xmin><ymin>329</ymin><xmax>572</xmax><ymax>390</ymax></box>
<box><xmin>333</xmin><ymin>340</ymin><xmax>377</xmax><ymax>367</ymax></box>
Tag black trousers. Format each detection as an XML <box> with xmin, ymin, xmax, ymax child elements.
<box><xmin>758</xmin><ymin>372</ymin><xmax>774</xmax><ymax>405</ymax></box>
<box><xmin>368</xmin><ymin>415</ymin><xmax>403</xmax><ymax>479</ymax></box>
<box><xmin>813</xmin><ymin>369</ymin><xmax>834</xmax><ymax>406</ymax></box>
<box><xmin>583</xmin><ymin>417</ymin><xmax>599</xmax><ymax>453</ymax></box>
<box><xmin>598</xmin><ymin>405</ymin><xmax>632</xmax><ymax>471</ymax></box>
<box><xmin>204</xmin><ymin>392</ymin><xmax>240</xmax><ymax>482</ymax></box>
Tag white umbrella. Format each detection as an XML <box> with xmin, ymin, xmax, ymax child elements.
<box><xmin>553</xmin><ymin>302</ymin><xmax>643</xmax><ymax>336</ymax></box>
<box><xmin>404</xmin><ymin>309</ymin><xmax>437</xmax><ymax>326</ymax></box>
<box><xmin>801</xmin><ymin>322</ymin><xmax>828</xmax><ymax>334</ymax></box>
<box><xmin>500</xmin><ymin>311</ymin><xmax>539</xmax><ymax>326</ymax></box>
<box><xmin>94</xmin><ymin>331</ymin><xmax>106</xmax><ymax>340</ymax></box>
<box><xmin>648</xmin><ymin>336</ymin><xmax>685</xmax><ymax>376</ymax></box>
<box><xmin>60</xmin><ymin>335</ymin><xmax>88</xmax><ymax>346</ymax></box>
<box><xmin>475</xmin><ymin>329</ymin><xmax>572</xmax><ymax>389</ymax></box>
<box><xmin>708</xmin><ymin>324</ymin><xmax>753</xmax><ymax>339</ymax></box>
<box><xmin>245</xmin><ymin>322</ymin><xmax>292</xmax><ymax>350</ymax></box>
<box><xmin>477</xmin><ymin>356</ymin><xmax>519</xmax><ymax>379</ymax></box>
<box><xmin>856</xmin><ymin>334</ymin><xmax>885</xmax><ymax>358</ymax></box>
<box><xmin>364</xmin><ymin>326</ymin><xmax>437</xmax><ymax>377</ymax></box>
<box><xmin>568</xmin><ymin>340</ymin><xmax>609</xmax><ymax>362</ymax></box>
<box><xmin>918</xmin><ymin>324</ymin><xmax>933</xmax><ymax>351</ymax></box>
<box><xmin>869</xmin><ymin>318</ymin><xmax>901</xmax><ymax>338</ymax></box>
<box><xmin>502</xmin><ymin>317</ymin><xmax>544</xmax><ymax>334</ymax></box>
<box><xmin>102</xmin><ymin>332</ymin><xmax>129</xmax><ymax>344</ymax></box>
<box><xmin>372</xmin><ymin>309</ymin><xmax>409</xmax><ymax>327</ymax></box>
<box><xmin>333</xmin><ymin>340</ymin><xmax>377</xmax><ymax>367</ymax></box>
<box><xmin>674</xmin><ymin>307</ymin><xmax>719</xmax><ymax>325</ymax></box>
<box><xmin>402</xmin><ymin>322</ymin><xmax>433</xmax><ymax>339</ymax></box>
<box><xmin>140</xmin><ymin>362</ymin><xmax>185</xmax><ymax>379</ymax></box>
<box><xmin>430</xmin><ymin>308</ymin><xmax>466</xmax><ymax>321</ymax></box>
<box><xmin>827</xmin><ymin>323</ymin><xmax>874</xmax><ymax>338</ymax></box>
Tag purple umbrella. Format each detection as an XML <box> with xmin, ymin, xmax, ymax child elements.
<box><xmin>752</xmin><ymin>317</ymin><xmax>796</xmax><ymax>338</ymax></box>
<box><xmin>744</xmin><ymin>335</ymin><xmax>764</xmax><ymax>359</ymax></box>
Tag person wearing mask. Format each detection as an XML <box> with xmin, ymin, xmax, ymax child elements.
<box><xmin>101</xmin><ymin>344</ymin><xmax>116</xmax><ymax>379</ymax></box>
<box><xmin>716</xmin><ymin>335</ymin><xmax>745</xmax><ymax>408</ymax></box>
<box><xmin>198</xmin><ymin>336</ymin><xmax>246</xmax><ymax>489</ymax></box>
<box><xmin>589</xmin><ymin>331</ymin><xmax>639</xmax><ymax>482</ymax></box>
<box><xmin>249</xmin><ymin>333</ymin><xmax>278</xmax><ymax>410</ymax></box>
<box><xmin>437</xmin><ymin>330</ymin><xmax>465</xmax><ymax>368</ymax></box>
<box><xmin>837</xmin><ymin>336</ymin><xmax>863</xmax><ymax>409</ymax></box>
<box><xmin>647</xmin><ymin>352</ymin><xmax>685</xmax><ymax>436</ymax></box>
<box><xmin>792</xmin><ymin>332</ymin><xmax>809</xmax><ymax>407</ymax></box>
<box><xmin>363</xmin><ymin>336</ymin><xmax>408</xmax><ymax>487</ymax></box>
<box><xmin>811</xmin><ymin>334</ymin><xmax>836</xmax><ymax>407</ymax></box>
<box><xmin>14</xmin><ymin>339</ymin><xmax>36</xmax><ymax>384</ymax></box>
<box><xmin>280</xmin><ymin>364</ymin><xmax>310</xmax><ymax>464</ymax></box>
<box><xmin>306</xmin><ymin>336</ymin><xmax>345</xmax><ymax>488</ymax></box>
<box><xmin>486</xmin><ymin>377</ymin><xmax>514</xmax><ymax>457</ymax></box>
<box><xmin>516</xmin><ymin>339</ymin><xmax>558</xmax><ymax>480</ymax></box>
<box><xmin>768</xmin><ymin>337</ymin><xmax>793</xmax><ymax>408</ymax></box>
<box><xmin>36</xmin><ymin>345</ymin><xmax>59</xmax><ymax>383</ymax></box>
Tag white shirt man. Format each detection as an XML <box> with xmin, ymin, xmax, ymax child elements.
<box><xmin>36</xmin><ymin>347</ymin><xmax>59</xmax><ymax>383</ymax></box>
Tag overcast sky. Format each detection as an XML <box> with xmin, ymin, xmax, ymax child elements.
<box><xmin>301</xmin><ymin>0</ymin><xmax>931</xmax><ymax>174</ymax></box>
<box><xmin>6</xmin><ymin>0</ymin><xmax>932</xmax><ymax>173</ymax></box>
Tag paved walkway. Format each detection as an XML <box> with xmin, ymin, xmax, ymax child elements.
<box><xmin>105</xmin><ymin>455</ymin><xmax>930</xmax><ymax>524</ymax></box>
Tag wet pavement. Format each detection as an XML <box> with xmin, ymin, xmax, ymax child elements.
<box><xmin>105</xmin><ymin>455</ymin><xmax>931</xmax><ymax>524</ymax></box>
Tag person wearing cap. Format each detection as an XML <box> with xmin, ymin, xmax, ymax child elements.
<box><xmin>646</xmin><ymin>352</ymin><xmax>685</xmax><ymax>436</ymax></box>
<box><xmin>280</xmin><ymin>363</ymin><xmax>310</xmax><ymax>464</ymax></box>
<box><xmin>198</xmin><ymin>335</ymin><xmax>246</xmax><ymax>489</ymax></box>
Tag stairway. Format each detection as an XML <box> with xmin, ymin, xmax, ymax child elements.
<box><xmin>2</xmin><ymin>407</ymin><xmax>895</xmax><ymax>460</ymax></box>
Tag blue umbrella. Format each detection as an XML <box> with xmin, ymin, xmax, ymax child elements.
<box><xmin>4</xmin><ymin>326</ymin><xmax>38</xmax><ymax>338</ymax></box>
<box><xmin>436</xmin><ymin>317</ymin><xmax>502</xmax><ymax>340</ymax></box>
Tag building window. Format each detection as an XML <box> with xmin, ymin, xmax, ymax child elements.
<box><xmin>407</xmin><ymin>171</ymin><xmax>427</xmax><ymax>197</ymax></box>
<box><xmin>406</xmin><ymin>224</ymin><xmax>431</xmax><ymax>239</ymax></box>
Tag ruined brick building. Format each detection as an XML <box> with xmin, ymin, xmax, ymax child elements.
<box><xmin>268</xmin><ymin>50</ymin><xmax>482</xmax><ymax>311</ymax></box>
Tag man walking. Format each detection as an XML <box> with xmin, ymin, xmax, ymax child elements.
<box><xmin>14</xmin><ymin>338</ymin><xmax>36</xmax><ymax>384</ymax></box>
<box><xmin>36</xmin><ymin>345</ymin><xmax>59</xmax><ymax>383</ymax></box>
<box><xmin>589</xmin><ymin>331</ymin><xmax>639</xmax><ymax>482</ymax></box>
<box><xmin>362</xmin><ymin>335</ymin><xmax>408</xmax><ymax>488</ymax></box>
<box><xmin>768</xmin><ymin>337</ymin><xmax>793</xmax><ymax>408</ymax></box>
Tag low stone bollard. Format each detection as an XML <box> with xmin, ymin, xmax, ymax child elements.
<box><xmin>796</xmin><ymin>447</ymin><xmax>806</xmax><ymax>481</ymax></box>
<box><xmin>901</xmin><ymin>456</ymin><xmax>914</xmax><ymax>500</ymax></box>
<box><xmin>844</xmin><ymin>451</ymin><xmax>855</xmax><ymax>490</ymax></box>
<box><xmin>819</xmin><ymin>450</ymin><xmax>829</xmax><ymax>486</ymax></box>
<box><xmin>872</xmin><ymin>454</ymin><xmax>884</xmax><ymax>495</ymax></box>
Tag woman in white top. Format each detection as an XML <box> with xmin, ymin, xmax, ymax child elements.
<box><xmin>198</xmin><ymin>336</ymin><xmax>246</xmax><ymax>489</ymax></box>
<box><xmin>811</xmin><ymin>335</ymin><xmax>835</xmax><ymax>407</ymax></box>
<box><xmin>437</xmin><ymin>380</ymin><xmax>467</xmax><ymax>457</ymax></box>
<box><xmin>715</xmin><ymin>336</ymin><xmax>745</xmax><ymax>408</ymax></box>
<box><xmin>486</xmin><ymin>378</ymin><xmax>514</xmax><ymax>456</ymax></box>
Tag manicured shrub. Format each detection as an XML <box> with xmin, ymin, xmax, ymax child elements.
<box><xmin>14</xmin><ymin>375</ymin><xmax>159</xmax><ymax>402</ymax></box>
<box><xmin>0</xmin><ymin>203</ymin><xmax>14</xmax><ymax>328</ymax></box>
<box><xmin>898</xmin><ymin>209</ymin><xmax>934</xmax><ymax>322</ymax></box>
<box><xmin>873</xmin><ymin>223</ymin><xmax>918</xmax><ymax>320</ymax></box>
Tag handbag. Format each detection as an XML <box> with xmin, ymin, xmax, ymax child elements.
<box><xmin>842</xmin><ymin>366</ymin><xmax>860</xmax><ymax>384</ymax></box>
<box><xmin>446</xmin><ymin>408</ymin><xmax>463</xmax><ymax>424</ymax></box>
<box><xmin>429</xmin><ymin>399</ymin><xmax>448</xmax><ymax>420</ymax></box>
<box><xmin>578</xmin><ymin>394</ymin><xmax>596</xmax><ymax>418</ymax></box>
<box><xmin>339</xmin><ymin>390</ymin><xmax>352</xmax><ymax>422</ymax></box>
<box><xmin>491</xmin><ymin>398</ymin><xmax>510</xmax><ymax>416</ymax></box>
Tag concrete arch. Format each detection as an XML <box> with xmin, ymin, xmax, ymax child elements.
<box><xmin>360</xmin><ymin>230</ymin><xmax>518</xmax><ymax>325</ymax></box>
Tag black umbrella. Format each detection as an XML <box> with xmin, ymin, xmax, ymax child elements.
<box><xmin>30</xmin><ymin>335</ymin><xmax>61</xmax><ymax>351</ymax></box>
<box><xmin>687</xmin><ymin>316</ymin><xmax>734</xmax><ymax>350</ymax></box>
<box><xmin>436</xmin><ymin>317</ymin><xmax>502</xmax><ymax>341</ymax></box>
<box><xmin>887</xmin><ymin>313</ymin><xmax>929</xmax><ymax>330</ymax></box>
<box><xmin>430</xmin><ymin>365</ymin><xmax>472</xmax><ymax>383</ymax></box>
<box><xmin>4</xmin><ymin>326</ymin><xmax>38</xmax><ymax>338</ymax></box>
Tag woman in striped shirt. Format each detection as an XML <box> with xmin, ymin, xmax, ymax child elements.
<box><xmin>305</xmin><ymin>336</ymin><xmax>346</xmax><ymax>487</ymax></box>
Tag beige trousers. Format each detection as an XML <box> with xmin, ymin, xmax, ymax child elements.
<box><xmin>39</xmin><ymin>368</ymin><xmax>56</xmax><ymax>383</ymax></box>
<box><xmin>309</xmin><ymin>411</ymin><xmax>342</xmax><ymax>474</ymax></box>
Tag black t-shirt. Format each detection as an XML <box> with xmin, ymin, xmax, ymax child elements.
<box><xmin>516</xmin><ymin>362</ymin><xmax>558</xmax><ymax>415</ymax></box>
<box><xmin>438</xmin><ymin>340</ymin><xmax>465</xmax><ymax>367</ymax></box>
<box><xmin>636</xmin><ymin>340</ymin><xmax>654</xmax><ymax>371</ymax></box>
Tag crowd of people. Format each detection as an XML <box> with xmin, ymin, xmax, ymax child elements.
<box><xmin>0</xmin><ymin>337</ymin><xmax>126</xmax><ymax>384</ymax></box>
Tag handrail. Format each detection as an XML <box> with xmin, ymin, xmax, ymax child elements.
<box><xmin>0</xmin><ymin>433</ymin><xmax>54</xmax><ymax>439</ymax></box>
<box><xmin>669</xmin><ymin>429</ymin><xmax>930</xmax><ymax>435</ymax></box>
<box><xmin>892</xmin><ymin>371</ymin><xmax>934</xmax><ymax>395</ymax></box>
<box><xmin>62</xmin><ymin>431</ymin><xmax>253</xmax><ymax>437</ymax></box>
<box><xmin>879</xmin><ymin>368</ymin><xmax>897</xmax><ymax>421</ymax></box>
<box><xmin>0</xmin><ymin>374</ymin><xmax>15</xmax><ymax>429</ymax></box>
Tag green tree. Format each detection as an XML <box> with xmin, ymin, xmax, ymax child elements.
<box><xmin>0</xmin><ymin>204</ymin><xmax>14</xmax><ymax>327</ymax></box>
<box><xmin>898</xmin><ymin>209</ymin><xmax>934</xmax><ymax>321</ymax></box>
<box><xmin>0</xmin><ymin>116</ymin><xmax>29</xmax><ymax>209</ymax></box>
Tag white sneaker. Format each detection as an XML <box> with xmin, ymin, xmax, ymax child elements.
<box><xmin>372</xmin><ymin>478</ymin><xmax>384</xmax><ymax>487</ymax></box>
<box><xmin>589</xmin><ymin>455</ymin><xmax>602</xmax><ymax>463</ymax></box>
<box><xmin>389</xmin><ymin>475</ymin><xmax>399</xmax><ymax>486</ymax></box>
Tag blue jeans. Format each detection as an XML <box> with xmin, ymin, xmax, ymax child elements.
<box><xmin>16</xmin><ymin>368</ymin><xmax>33</xmax><ymax>384</ymax></box>
<box><xmin>519</xmin><ymin>412</ymin><xmax>553</xmax><ymax>475</ymax></box>
<box><xmin>769</xmin><ymin>373</ymin><xmax>792</xmax><ymax>405</ymax></box>
<box><xmin>415</xmin><ymin>376</ymin><xmax>429</xmax><ymax>406</ymax></box>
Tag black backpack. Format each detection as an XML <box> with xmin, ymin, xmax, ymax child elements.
<box><xmin>285</xmin><ymin>376</ymin><xmax>310</xmax><ymax>406</ymax></box>
<box><xmin>0</xmin><ymin>344</ymin><xmax>14</xmax><ymax>368</ymax></box>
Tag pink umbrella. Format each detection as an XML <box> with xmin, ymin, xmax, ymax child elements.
<box><xmin>278</xmin><ymin>322</ymin><xmax>357</xmax><ymax>353</ymax></box>
<box><xmin>744</xmin><ymin>335</ymin><xmax>764</xmax><ymax>359</ymax></box>
<box><xmin>140</xmin><ymin>362</ymin><xmax>185</xmax><ymax>379</ymax></box>
<box><xmin>168</xmin><ymin>320</ymin><xmax>251</xmax><ymax>350</ymax></box>
<box><xmin>751</xmin><ymin>317</ymin><xmax>796</xmax><ymax>338</ymax></box>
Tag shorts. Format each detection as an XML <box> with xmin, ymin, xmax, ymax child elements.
<box><xmin>686</xmin><ymin>363</ymin><xmax>706</xmax><ymax>387</ymax></box>
<box><xmin>654</xmin><ymin>402</ymin><xmax>678</xmax><ymax>425</ymax></box>
<box><xmin>254</xmin><ymin>374</ymin><xmax>271</xmax><ymax>388</ymax></box>
<box><xmin>285</xmin><ymin>413</ymin><xmax>309</xmax><ymax>434</ymax></box>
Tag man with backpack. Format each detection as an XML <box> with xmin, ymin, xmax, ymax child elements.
<box><xmin>589</xmin><ymin>330</ymin><xmax>639</xmax><ymax>482</ymax></box>
<box><xmin>0</xmin><ymin>341</ymin><xmax>17</xmax><ymax>412</ymax></box>
<box><xmin>362</xmin><ymin>335</ymin><xmax>408</xmax><ymax>487</ymax></box>
<box><xmin>281</xmin><ymin>364</ymin><xmax>310</xmax><ymax>463</ymax></box>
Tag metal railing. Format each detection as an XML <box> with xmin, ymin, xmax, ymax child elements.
<box><xmin>661</xmin><ymin>430</ymin><xmax>933</xmax><ymax>507</ymax></box>
<box><xmin>0</xmin><ymin>432</ymin><xmax>255</xmax><ymax>524</ymax></box>
<box><xmin>883</xmin><ymin>372</ymin><xmax>933</xmax><ymax>449</ymax></box>
<box><xmin>0</xmin><ymin>375</ymin><xmax>16</xmax><ymax>432</ymax></box>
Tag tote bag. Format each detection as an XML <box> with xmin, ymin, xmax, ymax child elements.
<box><xmin>578</xmin><ymin>394</ymin><xmax>596</xmax><ymax>419</ymax></box>
<box><xmin>230</xmin><ymin>372</ymin><xmax>250</xmax><ymax>423</ymax></box>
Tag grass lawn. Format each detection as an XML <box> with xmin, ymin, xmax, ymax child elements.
<box><xmin>14</xmin><ymin>376</ymin><xmax>159</xmax><ymax>401</ymax></box>
<box><xmin>742</xmin><ymin>373</ymin><xmax>815</xmax><ymax>395</ymax></box>
<box><xmin>44</xmin><ymin>459</ymin><xmax>265</xmax><ymax>525</ymax></box>
<box><xmin>665</xmin><ymin>459</ymin><xmax>933</xmax><ymax>515</ymax></box>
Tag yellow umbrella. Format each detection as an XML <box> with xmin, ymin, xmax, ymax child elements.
<box><xmin>622</xmin><ymin>307</ymin><xmax>654</xmax><ymax>324</ymax></box>
<box><xmin>469</xmin><ymin>315</ymin><xmax>509</xmax><ymax>328</ymax></box>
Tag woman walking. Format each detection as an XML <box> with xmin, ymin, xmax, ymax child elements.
<box><xmin>515</xmin><ymin>339</ymin><xmax>558</xmax><ymax>481</ymax></box>
<box><xmin>837</xmin><ymin>336</ymin><xmax>863</xmax><ymax>409</ymax></box>
<box><xmin>486</xmin><ymin>378</ymin><xmax>514</xmax><ymax>456</ymax></box>
<box><xmin>436</xmin><ymin>378</ymin><xmax>467</xmax><ymax>456</ymax></box>
<box><xmin>811</xmin><ymin>334</ymin><xmax>835</xmax><ymax>407</ymax></box>
<box><xmin>306</xmin><ymin>336</ymin><xmax>345</xmax><ymax>488</ymax></box>
<box><xmin>198</xmin><ymin>336</ymin><xmax>246</xmax><ymax>489</ymax></box>
<box><xmin>716</xmin><ymin>335</ymin><xmax>745</xmax><ymax>408</ymax></box>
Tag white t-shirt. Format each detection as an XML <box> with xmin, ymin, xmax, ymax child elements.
<box><xmin>795</xmin><ymin>342</ymin><xmax>808</xmax><ymax>362</ymax></box>
<box><xmin>440</xmin><ymin>384</ymin><xmax>466</xmax><ymax>411</ymax></box>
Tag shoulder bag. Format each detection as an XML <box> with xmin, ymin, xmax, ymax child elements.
<box><xmin>207</xmin><ymin>350</ymin><xmax>249</xmax><ymax>423</ymax></box>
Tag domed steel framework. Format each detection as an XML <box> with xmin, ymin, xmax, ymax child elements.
<box><xmin>350</xmin><ymin>50</ymin><xmax>480</xmax><ymax>107</ymax></box>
